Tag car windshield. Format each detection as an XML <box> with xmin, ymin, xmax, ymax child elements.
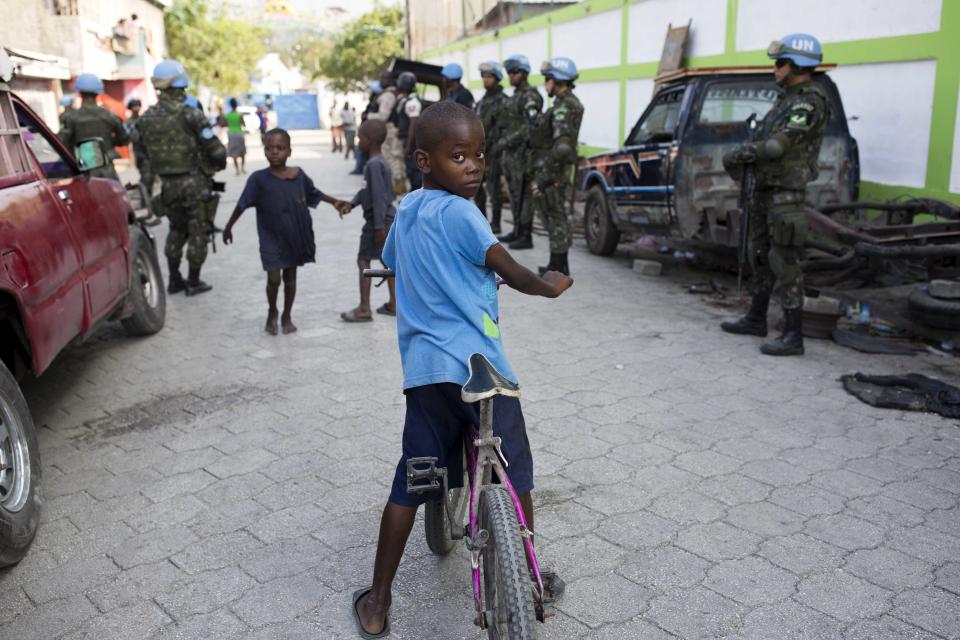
<box><xmin>698</xmin><ymin>81</ymin><xmax>779</xmax><ymax>124</ymax></box>
<box><xmin>627</xmin><ymin>89</ymin><xmax>683</xmax><ymax>145</ymax></box>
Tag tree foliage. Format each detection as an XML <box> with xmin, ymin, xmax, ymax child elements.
<box><xmin>297</xmin><ymin>4</ymin><xmax>405</xmax><ymax>93</ymax></box>
<box><xmin>165</xmin><ymin>0</ymin><xmax>267</xmax><ymax>95</ymax></box>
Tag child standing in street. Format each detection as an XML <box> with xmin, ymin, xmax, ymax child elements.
<box><xmin>351</xmin><ymin>102</ymin><xmax>573</xmax><ymax>637</ymax></box>
<box><xmin>223</xmin><ymin>128</ymin><xmax>350</xmax><ymax>335</ymax></box>
<box><xmin>340</xmin><ymin>119</ymin><xmax>397</xmax><ymax>322</ymax></box>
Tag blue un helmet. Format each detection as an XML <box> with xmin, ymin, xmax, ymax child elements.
<box><xmin>184</xmin><ymin>95</ymin><xmax>201</xmax><ymax>110</ymax></box>
<box><xmin>74</xmin><ymin>73</ymin><xmax>103</xmax><ymax>95</ymax></box>
<box><xmin>368</xmin><ymin>80</ymin><xmax>383</xmax><ymax>95</ymax></box>
<box><xmin>441</xmin><ymin>63</ymin><xmax>464</xmax><ymax>80</ymax></box>
<box><xmin>767</xmin><ymin>33</ymin><xmax>823</xmax><ymax>68</ymax></box>
<box><xmin>540</xmin><ymin>57</ymin><xmax>578</xmax><ymax>82</ymax></box>
<box><xmin>152</xmin><ymin>59</ymin><xmax>189</xmax><ymax>90</ymax></box>
<box><xmin>503</xmin><ymin>54</ymin><xmax>531</xmax><ymax>74</ymax></box>
<box><xmin>478</xmin><ymin>61</ymin><xmax>503</xmax><ymax>81</ymax></box>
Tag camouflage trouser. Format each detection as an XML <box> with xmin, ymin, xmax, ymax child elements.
<box><xmin>160</xmin><ymin>173</ymin><xmax>212</xmax><ymax>269</ymax></box>
<box><xmin>532</xmin><ymin>180</ymin><xmax>572</xmax><ymax>253</ymax></box>
<box><xmin>383</xmin><ymin>124</ymin><xmax>406</xmax><ymax>193</ymax></box>
<box><xmin>749</xmin><ymin>190</ymin><xmax>808</xmax><ymax>310</ymax></box>
<box><xmin>502</xmin><ymin>152</ymin><xmax>528</xmax><ymax>226</ymax></box>
<box><xmin>475</xmin><ymin>156</ymin><xmax>503</xmax><ymax>221</ymax></box>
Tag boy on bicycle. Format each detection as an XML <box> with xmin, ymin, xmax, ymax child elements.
<box><xmin>353</xmin><ymin>101</ymin><xmax>573</xmax><ymax>638</ymax></box>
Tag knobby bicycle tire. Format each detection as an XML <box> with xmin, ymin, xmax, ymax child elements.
<box><xmin>481</xmin><ymin>487</ymin><xmax>537</xmax><ymax>640</ymax></box>
<box><xmin>425</xmin><ymin>488</ymin><xmax>459</xmax><ymax>556</ymax></box>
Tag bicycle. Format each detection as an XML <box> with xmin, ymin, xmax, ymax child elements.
<box><xmin>363</xmin><ymin>268</ymin><xmax>547</xmax><ymax>639</ymax></box>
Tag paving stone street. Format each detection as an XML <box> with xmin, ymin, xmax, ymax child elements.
<box><xmin>1</xmin><ymin>131</ymin><xmax>959</xmax><ymax>639</ymax></box>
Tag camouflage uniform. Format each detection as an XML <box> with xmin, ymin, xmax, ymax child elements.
<box><xmin>529</xmin><ymin>89</ymin><xmax>584</xmax><ymax>253</ymax></box>
<box><xmin>474</xmin><ymin>83</ymin><xmax>507</xmax><ymax>226</ymax></box>
<box><xmin>724</xmin><ymin>80</ymin><xmax>828</xmax><ymax>310</ymax></box>
<box><xmin>134</xmin><ymin>90</ymin><xmax>226</xmax><ymax>272</ymax></box>
<box><xmin>370</xmin><ymin>86</ymin><xmax>405</xmax><ymax>194</ymax></box>
<box><xmin>58</xmin><ymin>102</ymin><xmax>129</xmax><ymax>180</ymax></box>
<box><xmin>497</xmin><ymin>82</ymin><xmax>542</xmax><ymax>228</ymax></box>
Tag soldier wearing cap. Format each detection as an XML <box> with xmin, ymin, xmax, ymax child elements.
<box><xmin>528</xmin><ymin>57</ymin><xmax>583</xmax><ymax>276</ymax></box>
<box><xmin>720</xmin><ymin>33</ymin><xmax>829</xmax><ymax>356</ymax></box>
<box><xmin>474</xmin><ymin>61</ymin><xmax>507</xmax><ymax>234</ymax></box>
<box><xmin>58</xmin><ymin>73</ymin><xmax>129</xmax><ymax>180</ymax></box>
<box><xmin>134</xmin><ymin>59</ymin><xmax>227</xmax><ymax>297</ymax></box>
<box><xmin>442</xmin><ymin>63</ymin><xmax>474</xmax><ymax>109</ymax></box>
<box><xmin>494</xmin><ymin>54</ymin><xmax>543</xmax><ymax>249</ymax></box>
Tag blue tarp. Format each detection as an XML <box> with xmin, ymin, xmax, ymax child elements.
<box><xmin>274</xmin><ymin>94</ymin><xmax>320</xmax><ymax>130</ymax></box>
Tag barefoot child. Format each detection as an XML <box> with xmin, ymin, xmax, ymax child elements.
<box><xmin>340</xmin><ymin>119</ymin><xmax>397</xmax><ymax>322</ymax></box>
<box><xmin>352</xmin><ymin>102</ymin><xmax>573</xmax><ymax>637</ymax></box>
<box><xmin>222</xmin><ymin>128</ymin><xmax>349</xmax><ymax>335</ymax></box>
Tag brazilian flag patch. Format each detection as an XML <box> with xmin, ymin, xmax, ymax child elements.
<box><xmin>789</xmin><ymin>111</ymin><xmax>809</xmax><ymax>126</ymax></box>
<box><xmin>483</xmin><ymin>312</ymin><xmax>501</xmax><ymax>339</ymax></box>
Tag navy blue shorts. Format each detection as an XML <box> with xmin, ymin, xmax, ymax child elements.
<box><xmin>389</xmin><ymin>383</ymin><xmax>534</xmax><ymax>507</ymax></box>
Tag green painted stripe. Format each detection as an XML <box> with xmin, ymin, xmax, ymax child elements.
<box><xmin>725</xmin><ymin>0</ymin><xmax>739</xmax><ymax>55</ymax></box>
<box><xmin>925</xmin><ymin>2</ymin><xmax>959</xmax><ymax>192</ymax></box>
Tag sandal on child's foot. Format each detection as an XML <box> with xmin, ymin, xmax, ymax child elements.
<box><xmin>375</xmin><ymin>304</ymin><xmax>396</xmax><ymax>317</ymax></box>
<box><xmin>341</xmin><ymin>309</ymin><xmax>373</xmax><ymax>323</ymax></box>
<box><xmin>265</xmin><ymin>313</ymin><xmax>279</xmax><ymax>335</ymax></box>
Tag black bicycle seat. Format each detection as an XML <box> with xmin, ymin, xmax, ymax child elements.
<box><xmin>462</xmin><ymin>353</ymin><xmax>520</xmax><ymax>403</ymax></box>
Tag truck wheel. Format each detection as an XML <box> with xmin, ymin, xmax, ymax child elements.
<box><xmin>908</xmin><ymin>287</ymin><xmax>960</xmax><ymax>330</ymax></box>
<box><xmin>584</xmin><ymin>185</ymin><xmax>620</xmax><ymax>256</ymax></box>
<box><xmin>0</xmin><ymin>360</ymin><xmax>41</xmax><ymax>567</ymax></box>
<box><xmin>122</xmin><ymin>226</ymin><xmax>166</xmax><ymax>336</ymax></box>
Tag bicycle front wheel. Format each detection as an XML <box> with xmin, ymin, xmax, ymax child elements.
<box><xmin>481</xmin><ymin>487</ymin><xmax>536</xmax><ymax>640</ymax></box>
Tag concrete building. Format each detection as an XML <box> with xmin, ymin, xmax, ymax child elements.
<box><xmin>419</xmin><ymin>0</ymin><xmax>960</xmax><ymax>204</ymax></box>
<box><xmin>0</xmin><ymin>0</ymin><xmax>169</xmax><ymax>128</ymax></box>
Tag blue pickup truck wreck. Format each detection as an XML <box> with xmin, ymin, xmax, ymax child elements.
<box><xmin>576</xmin><ymin>66</ymin><xmax>860</xmax><ymax>256</ymax></box>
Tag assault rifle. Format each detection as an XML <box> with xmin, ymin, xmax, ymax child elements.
<box><xmin>737</xmin><ymin>113</ymin><xmax>759</xmax><ymax>296</ymax></box>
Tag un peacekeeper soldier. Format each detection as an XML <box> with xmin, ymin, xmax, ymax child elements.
<box><xmin>58</xmin><ymin>73</ymin><xmax>129</xmax><ymax>181</ymax></box>
<box><xmin>720</xmin><ymin>33</ymin><xmax>829</xmax><ymax>356</ymax></box>
<box><xmin>135</xmin><ymin>59</ymin><xmax>227</xmax><ymax>297</ymax></box>
<box><xmin>494</xmin><ymin>54</ymin><xmax>543</xmax><ymax>249</ymax></box>
<box><xmin>529</xmin><ymin>57</ymin><xmax>583</xmax><ymax>276</ymax></box>
<box><xmin>442</xmin><ymin>63</ymin><xmax>474</xmax><ymax>109</ymax></box>
<box><xmin>370</xmin><ymin>70</ymin><xmax>405</xmax><ymax>195</ymax></box>
<box><xmin>394</xmin><ymin>71</ymin><xmax>423</xmax><ymax>190</ymax></box>
<box><xmin>474</xmin><ymin>61</ymin><xmax>507</xmax><ymax>234</ymax></box>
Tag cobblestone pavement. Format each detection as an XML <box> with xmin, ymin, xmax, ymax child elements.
<box><xmin>2</xmin><ymin>131</ymin><xmax>959</xmax><ymax>639</ymax></box>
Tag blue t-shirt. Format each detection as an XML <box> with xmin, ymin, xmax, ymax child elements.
<box><xmin>382</xmin><ymin>188</ymin><xmax>516</xmax><ymax>390</ymax></box>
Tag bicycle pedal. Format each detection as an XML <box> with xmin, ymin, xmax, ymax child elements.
<box><xmin>406</xmin><ymin>457</ymin><xmax>445</xmax><ymax>494</ymax></box>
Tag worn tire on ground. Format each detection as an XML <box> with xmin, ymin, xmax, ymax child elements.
<box><xmin>481</xmin><ymin>487</ymin><xmax>536</xmax><ymax>640</ymax></box>
<box><xmin>0</xmin><ymin>360</ymin><xmax>41</xmax><ymax>568</ymax></box>
<box><xmin>584</xmin><ymin>185</ymin><xmax>620</xmax><ymax>256</ymax></box>
<box><xmin>908</xmin><ymin>287</ymin><xmax>960</xmax><ymax>330</ymax></box>
<box><xmin>122</xmin><ymin>225</ymin><xmax>166</xmax><ymax>336</ymax></box>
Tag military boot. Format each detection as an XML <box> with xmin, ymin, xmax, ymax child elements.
<box><xmin>720</xmin><ymin>294</ymin><xmax>769</xmax><ymax>337</ymax></box>
<box><xmin>185</xmin><ymin>266</ymin><xmax>213</xmax><ymax>297</ymax></box>
<box><xmin>538</xmin><ymin>252</ymin><xmax>569</xmax><ymax>276</ymax></box>
<box><xmin>508</xmin><ymin>223</ymin><xmax>533</xmax><ymax>250</ymax></box>
<box><xmin>761</xmin><ymin>308</ymin><xmax>805</xmax><ymax>356</ymax></box>
<box><xmin>498</xmin><ymin>224</ymin><xmax>520</xmax><ymax>243</ymax></box>
<box><xmin>167</xmin><ymin>260</ymin><xmax>186</xmax><ymax>294</ymax></box>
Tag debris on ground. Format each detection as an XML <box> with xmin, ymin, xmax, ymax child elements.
<box><xmin>687</xmin><ymin>280</ymin><xmax>727</xmax><ymax>297</ymax></box>
<box><xmin>633</xmin><ymin>259</ymin><xmax>662</xmax><ymax>276</ymax></box>
<box><xmin>840</xmin><ymin>373</ymin><xmax>960</xmax><ymax>419</ymax></box>
<box><xmin>831</xmin><ymin>329</ymin><xmax>922</xmax><ymax>355</ymax></box>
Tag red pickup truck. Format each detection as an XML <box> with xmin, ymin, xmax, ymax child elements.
<box><xmin>0</xmin><ymin>55</ymin><xmax>165</xmax><ymax>566</ymax></box>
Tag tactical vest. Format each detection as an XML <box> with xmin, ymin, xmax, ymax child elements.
<box><xmin>506</xmin><ymin>85</ymin><xmax>541</xmax><ymax>147</ymax></box>
<box><xmin>395</xmin><ymin>95</ymin><xmax>415</xmax><ymax>139</ymax></box>
<box><xmin>139</xmin><ymin>100</ymin><xmax>199</xmax><ymax>176</ymax></box>
<box><xmin>476</xmin><ymin>87</ymin><xmax>505</xmax><ymax>142</ymax></box>
<box><xmin>63</xmin><ymin>106</ymin><xmax>119</xmax><ymax>155</ymax></box>
<box><xmin>757</xmin><ymin>82</ymin><xmax>829</xmax><ymax>191</ymax></box>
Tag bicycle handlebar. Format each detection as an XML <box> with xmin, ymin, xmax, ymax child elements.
<box><xmin>363</xmin><ymin>268</ymin><xmax>506</xmax><ymax>288</ymax></box>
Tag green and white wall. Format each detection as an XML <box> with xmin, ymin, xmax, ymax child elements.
<box><xmin>420</xmin><ymin>0</ymin><xmax>960</xmax><ymax>204</ymax></box>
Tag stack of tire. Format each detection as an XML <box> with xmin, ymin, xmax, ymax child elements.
<box><xmin>908</xmin><ymin>280</ymin><xmax>960</xmax><ymax>330</ymax></box>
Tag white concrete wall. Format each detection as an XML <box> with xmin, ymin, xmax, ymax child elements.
<box><xmin>466</xmin><ymin>41</ymin><xmax>500</xmax><ymax>81</ymax></box>
<box><xmin>500</xmin><ymin>29</ymin><xmax>549</xmax><ymax>71</ymax></box>
<box><xmin>737</xmin><ymin>0</ymin><xmax>942</xmax><ymax>49</ymax></box>
<box><xmin>829</xmin><ymin>60</ymin><xmax>937</xmax><ymax>188</ymax></box>
<box><xmin>577</xmin><ymin>80</ymin><xmax>621</xmax><ymax>149</ymax></box>
<box><xmin>553</xmin><ymin>9</ymin><xmax>622</xmax><ymax>69</ymax></box>
<box><xmin>628</xmin><ymin>0</ymin><xmax>726</xmax><ymax>63</ymax></box>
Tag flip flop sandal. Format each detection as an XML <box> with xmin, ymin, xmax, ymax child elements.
<box><xmin>376</xmin><ymin>304</ymin><xmax>396</xmax><ymax>317</ymax></box>
<box><xmin>341</xmin><ymin>310</ymin><xmax>373</xmax><ymax>323</ymax></box>
<box><xmin>352</xmin><ymin>588</ymin><xmax>390</xmax><ymax>639</ymax></box>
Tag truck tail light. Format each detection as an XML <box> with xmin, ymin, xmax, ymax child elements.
<box><xmin>2</xmin><ymin>250</ymin><xmax>29</xmax><ymax>288</ymax></box>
